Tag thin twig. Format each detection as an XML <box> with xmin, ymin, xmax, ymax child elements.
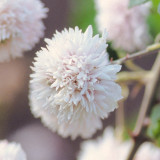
<box><xmin>112</xmin><ymin>43</ymin><xmax>160</xmax><ymax>64</ymax></box>
<box><xmin>115</xmin><ymin>101</ymin><xmax>125</xmax><ymax>140</ymax></box>
<box><xmin>116</xmin><ymin>71</ymin><xmax>149</xmax><ymax>84</ymax></box>
<box><xmin>126</xmin><ymin>53</ymin><xmax>160</xmax><ymax>160</ymax></box>
<box><xmin>134</xmin><ymin>53</ymin><xmax>160</xmax><ymax>135</ymax></box>
<box><xmin>125</xmin><ymin>60</ymin><xmax>145</xmax><ymax>71</ymax></box>
<box><xmin>127</xmin><ymin>133</ymin><xmax>151</xmax><ymax>160</ymax></box>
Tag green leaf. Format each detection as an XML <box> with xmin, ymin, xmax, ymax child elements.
<box><xmin>147</xmin><ymin>104</ymin><xmax>160</xmax><ymax>146</ymax></box>
<box><xmin>68</xmin><ymin>0</ymin><xmax>119</xmax><ymax>59</ymax></box>
<box><xmin>147</xmin><ymin>0</ymin><xmax>160</xmax><ymax>38</ymax></box>
<box><xmin>152</xmin><ymin>0</ymin><xmax>160</xmax><ymax>8</ymax></box>
<box><xmin>68</xmin><ymin>0</ymin><xmax>97</xmax><ymax>34</ymax></box>
<box><xmin>129</xmin><ymin>0</ymin><xmax>150</xmax><ymax>8</ymax></box>
<box><xmin>107</xmin><ymin>43</ymin><xmax>118</xmax><ymax>60</ymax></box>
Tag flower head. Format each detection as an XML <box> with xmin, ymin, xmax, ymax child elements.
<box><xmin>0</xmin><ymin>0</ymin><xmax>48</xmax><ymax>62</ymax></box>
<box><xmin>78</xmin><ymin>127</ymin><xmax>160</xmax><ymax>160</ymax></box>
<box><xmin>95</xmin><ymin>0</ymin><xmax>151</xmax><ymax>52</ymax></box>
<box><xmin>0</xmin><ymin>140</ymin><xmax>27</xmax><ymax>160</ymax></box>
<box><xmin>29</xmin><ymin>25</ymin><xmax>122</xmax><ymax>139</ymax></box>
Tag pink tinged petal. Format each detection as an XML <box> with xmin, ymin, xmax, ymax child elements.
<box><xmin>29</xmin><ymin>25</ymin><xmax>122</xmax><ymax>139</ymax></box>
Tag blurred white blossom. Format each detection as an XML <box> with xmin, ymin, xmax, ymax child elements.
<box><xmin>135</xmin><ymin>143</ymin><xmax>160</xmax><ymax>160</ymax></box>
<box><xmin>95</xmin><ymin>0</ymin><xmax>151</xmax><ymax>52</ymax></box>
<box><xmin>78</xmin><ymin>127</ymin><xmax>130</xmax><ymax>160</ymax></box>
<box><xmin>29</xmin><ymin>25</ymin><xmax>122</xmax><ymax>139</ymax></box>
<box><xmin>0</xmin><ymin>0</ymin><xmax>48</xmax><ymax>62</ymax></box>
<box><xmin>78</xmin><ymin>127</ymin><xmax>160</xmax><ymax>160</ymax></box>
<box><xmin>10</xmin><ymin>123</ymin><xmax>74</xmax><ymax>160</ymax></box>
<box><xmin>0</xmin><ymin>140</ymin><xmax>27</xmax><ymax>160</ymax></box>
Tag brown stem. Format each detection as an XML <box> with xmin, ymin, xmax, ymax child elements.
<box><xmin>126</xmin><ymin>53</ymin><xmax>160</xmax><ymax>160</ymax></box>
<box><xmin>112</xmin><ymin>43</ymin><xmax>160</xmax><ymax>64</ymax></box>
<box><xmin>127</xmin><ymin>133</ymin><xmax>151</xmax><ymax>160</ymax></box>
<box><xmin>134</xmin><ymin>53</ymin><xmax>160</xmax><ymax>135</ymax></box>
<box><xmin>127</xmin><ymin>140</ymin><xmax>143</xmax><ymax>160</ymax></box>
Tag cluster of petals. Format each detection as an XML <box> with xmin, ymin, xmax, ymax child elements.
<box><xmin>78</xmin><ymin>127</ymin><xmax>160</xmax><ymax>160</ymax></box>
<box><xmin>0</xmin><ymin>0</ymin><xmax>48</xmax><ymax>62</ymax></box>
<box><xmin>0</xmin><ymin>140</ymin><xmax>27</xmax><ymax>160</ymax></box>
<box><xmin>95</xmin><ymin>0</ymin><xmax>151</xmax><ymax>52</ymax></box>
<box><xmin>29</xmin><ymin>25</ymin><xmax>122</xmax><ymax>139</ymax></box>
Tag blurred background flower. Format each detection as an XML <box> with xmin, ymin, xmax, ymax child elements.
<box><xmin>78</xmin><ymin>127</ymin><xmax>160</xmax><ymax>160</ymax></box>
<box><xmin>9</xmin><ymin>123</ymin><xmax>77</xmax><ymax>160</ymax></box>
<box><xmin>78</xmin><ymin>127</ymin><xmax>130</xmax><ymax>160</ymax></box>
<box><xmin>0</xmin><ymin>0</ymin><xmax>47</xmax><ymax>62</ymax></box>
<box><xmin>0</xmin><ymin>140</ymin><xmax>27</xmax><ymax>160</ymax></box>
<box><xmin>95</xmin><ymin>0</ymin><xmax>151</xmax><ymax>53</ymax></box>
